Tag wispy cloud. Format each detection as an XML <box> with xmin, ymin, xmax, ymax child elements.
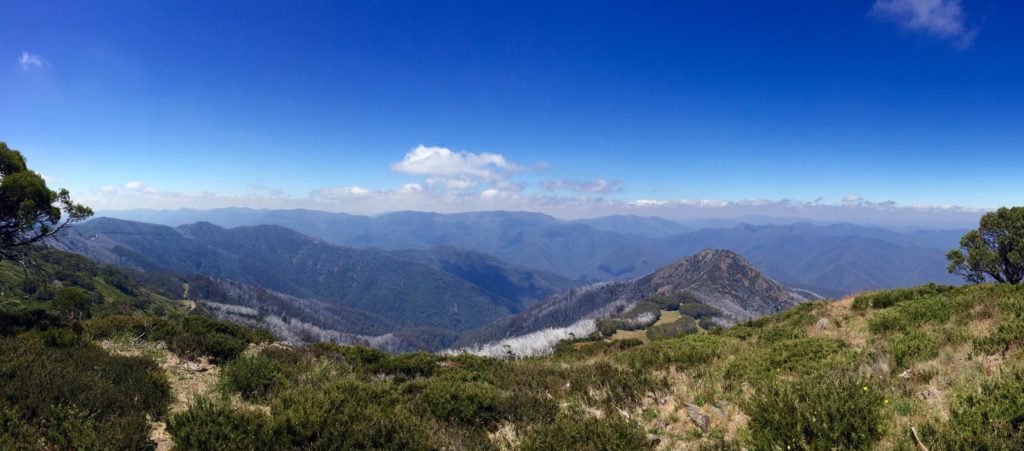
<box><xmin>541</xmin><ymin>178</ymin><xmax>623</xmax><ymax>193</ymax></box>
<box><xmin>842</xmin><ymin>194</ymin><xmax>864</xmax><ymax>203</ymax></box>
<box><xmin>18</xmin><ymin>51</ymin><xmax>47</xmax><ymax>69</ymax></box>
<box><xmin>871</xmin><ymin>0</ymin><xmax>977</xmax><ymax>48</ymax></box>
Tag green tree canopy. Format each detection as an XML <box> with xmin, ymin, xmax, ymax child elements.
<box><xmin>0</xmin><ymin>141</ymin><xmax>92</xmax><ymax>262</ymax></box>
<box><xmin>947</xmin><ymin>206</ymin><xmax>1024</xmax><ymax>285</ymax></box>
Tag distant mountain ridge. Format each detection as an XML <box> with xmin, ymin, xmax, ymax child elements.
<box><xmin>51</xmin><ymin>217</ymin><xmax>576</xmax><ymax>347</ymax></box>
<box><xmin>462</xmin><ymin>249</ymin><xmax>818</xmax><ymax>346</ymax></box>
<box><xmin>97</xmin><ymin>208</ymin><xmax>965</xmax><ymax>295</ymax></box>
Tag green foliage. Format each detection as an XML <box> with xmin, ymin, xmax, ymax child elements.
<box><xmin>421</xmin><ymin>377</ymin><xmax>506</xmax><ymax>428</ymax></box>
<box><xmin>0</xmin><ymin>333</ymin><xmax>171</xmax><ymax>449</ymax></box>
<box><xmin>854</xmin><ymin>284</ymin><xmax>956</xmax><ymax>310</ymax></box>
<box><xmin>947</xmin><ymin>206</ymin><xmax>1024</xmax><ymax>285</ymax></box>
<box><xmin>168</xmin><ymin>398</ymin><xmax>274</xmax><ymax>450</ymax></box>
<box><xmin>596</xmin><ymin>317</ymin><xmax>619</xmax><ymax>337</ymax></box>
<box><xmin>0</xmin><ymin>307</ymin><xmax>66</xmax><ymax>335</ymax></box>
<box><xmin>937</xmin><ymin>364</ymin><xmax>1024</xmax><ymax>449</ymax></box>
<box><xmin>977</xmin><ymin>316</ymin><xmax>1024</xmax><ymax>354</ymax></box>
<box><xmin>646</xmin><ymin>315</ymin><xmax>698</xmax><ymax>340</ymax></box>
<box><xmin>724</xmin><ymin>337</ymin><xmax>857</xmax><ymax>388</ymax></box>
<box><xmin>519</xmin><ymin>412</ymin><xmax>652</xmax><ymax>451</ymax></box>
<box><xmin>221</xmin><ymin>352</ymin><xmax>287</xmax><ymax>401</ymax></box>
<box><xmin>744</xmin><ymin>374</ymin><xmax>886</xmax><ymax>450</ymax></box>
<box><xmin>49</xmin><ymin>286</ymin><xmax>94</xmax><ymax>321</ymax></box>
<box><xmin>272</xmin><ymin>378</ymin><xmax>436</xmax><ymax>450</ymax></box>
<box><xmin>0</xmin><ymin>141</ymin><xmax>92</xmax><ymax>262</ymax></box>
<box><xmin>85</xmin><ymin>313</ymin><xmax>272</xmax><ymax>363</ymax></box>
<box><xmin>168</xmin><ymin>315</ymin><xmax>273</xmax><ymax>362</ymax></box>
<box><xmin>887</xmin><ymin>328</ymin><xmax>939</xmax><ymax>369</ymax></box>
<box><xmin>618</xmin><ymin>333</ymin><xmax>734</xmax><ymax>370</ymax></box>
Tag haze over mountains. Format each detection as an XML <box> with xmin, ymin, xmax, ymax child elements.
<box><xmin>52</xmin><ymin>217</ymin><xmax>578</xmax><ymax>349</ymax></box>
<box><xmin>51</xmin><ymin>215</ymin><xmax>827</xmax><ymax>353</ymax></box>
<box><xmin>99</xmin><ymin>208</ymin><xmax>964</xmax><ymax>296</ymax></box>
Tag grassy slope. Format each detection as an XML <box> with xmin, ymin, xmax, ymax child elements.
<box><xmin>4</xmin><ymin>249</ymin><xmax>1024</xmax><ymax>450</ymax></box>
<box><xmin>156</xmin><ymin>283</ymin><xmax>1024</xmax><ymax>449</ymax></box>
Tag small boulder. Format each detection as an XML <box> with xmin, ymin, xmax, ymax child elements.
<box><xmin>814</xmin><ymin>317</ymin><xmax>831</xmax><ymax>330</ymax></box>
<box><xmin>685</xmin><ymin>403</ymin><xmax>710</xmax><ymax>432</ymax></box>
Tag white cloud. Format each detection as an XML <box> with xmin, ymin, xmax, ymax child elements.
<box><xmin>309</xmin><ymin>186</ymin><xmax>370</xmax><ymax>199</ymax></box>
<box><xmin>18</xmin><ymin>51</ymin><xmax>47</xmax><ymax>69</ymax></box>
<box><xmin>391</xmin><ymin>145</ymin><xmax>520</xmax><ymax>183</ymax></box>
<box><xmin>398</xmin><ymin>183</ymin><xmax>423</xmax><ymax>193</ymax></box>
<box><xmin>871</xmin><ymin>0</ymin><xmax>977</xmax><ymax>47</ymax></box>
<box><xmin>123</xmin><ymin>181</ymin><xmax>145</xmax><ymax>191</ymax></box>
<box><xmin>83</xmin><ymin>146</ymin><xmax>986</xmax><ymax>228</ymax></box>
<box><xmin>541</xmin><ymin>178</ymin><xmax>623</xmax><ymax>193</ymax></box>
<box><xmin>628</xmin><ymin>199</ymin><xmax>669</xmax><ymax>207</ymax></box>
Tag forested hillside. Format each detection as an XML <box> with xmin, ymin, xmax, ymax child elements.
<box><xmin>101</xmin><ymin>208</ymin><xmax>964</xmax><ymax>294</ymax></box>
<box><xmin>51</xmin><ymin>218</ymin><xmax>575</xmax><ymax>344</ymax></box>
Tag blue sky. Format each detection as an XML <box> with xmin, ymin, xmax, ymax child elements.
<box><xmin>1</xmin><ymin>0</ymin><xmax>1019</xmax><ymax>226</ymax></box>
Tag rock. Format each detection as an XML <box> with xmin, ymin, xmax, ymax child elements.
<box><xmin>685</xmin><ymin>403</ymin><xmax>710</xmax><ymax>432</ymax></box>
<box><xmin>916</xmin><ymin>387</ymin><xmax>940</xmax><ymax>401</ymax></box>
<box><xmin>814</xmin><ymin>317</ymin><xmax>831</xmax><ymax>330</ymax></box>
<box><xmin>709</xmin><ymin>404</ymin><xmax>725</xmax><ymax>419</ymax></box>
<box><xmin>646</xmin><ymin>434</ymin><xmax>661</xmax><ymax>447</ymax></box>
<box><xmin>898</xmin><ymin>369</ymin><xmax>911</xmax><ymax>379</ymax></box>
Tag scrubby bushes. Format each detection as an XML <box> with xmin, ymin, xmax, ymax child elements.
<box><xmin>617</xmin><ymin>333</ymin><xmax>733</xmax><ymax>370</ymax></box>
<box><xmin>853</xmin><ymin>283</ymin><xmax>956</xmax><ymax>310</ymax></box>
<box><xmin>421</xmin><ymin>378</ymin><xmax>506</xmax><ymax>428</ymax></box>
<box><xmin>0</xmin><ymin>333</ymin><xmax>171</xmax><ymax>449</ymax></box>
<box><xmin>519</xmin><ymin>412</ymin><xmax>652</xmax><ymax>450</ymax></box>
<box><xmin>85</xmin><ymin>313</ymin><xmax>272</xmax><ymax>363</ymax></box>
<box><xmin>646</xmin><ymin>315</ymin><xmax>697</xmax><ymax>340</ymax></box>
<box><xmin>744</xmin><ymin>374</ymin><xmax>886</xmax><ymax>449</ymax></box>
<box><xmin>935</xmin><ymin>364</ymin><xmax>1024</xmax><ymax>448</ymax></box>
<box><xmin>168</xmin><ymin>398</ymin><xmax>274</xmax><ymax>450</ymax></box>
<box><xmin>273</xmin><ymin>378</ymin><xmax>436</xmax><ymax>450</ymax></box>
<box><xmin>221</xmin><ymin>352</ymin><xmax>287</xmax><ymax>401</ymax></box>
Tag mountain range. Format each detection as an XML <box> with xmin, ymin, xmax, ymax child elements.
<box><xmin>52</xmin><ymin>217</ymin><xmax>834</xmax><ymax>351</ymax></box>
<box><xmin>98</xmin><ymin>208</ymin><xmax>965</xmax><ymax>295</ymax></box>
<box><xmin>51</xmin><ymin>218</ymin><xmax>576</xmax><ymax>349</ymax></box>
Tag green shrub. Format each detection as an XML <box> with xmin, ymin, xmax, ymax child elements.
<box><xmin>221</xmin><ymin>353</ymin><xmax>286</xmax><ymax>401</ymax></box>
<box><xmin>677</xmin><ymin>303</ymin><xmax>721</xmax><ymax>319</ymax></box>
<box><xmin>168</xmin><ymin>398</ymin><xmax>274</xmax><ymax>450</ymax></box>
<box><xmin>724</xmin><ymin>337</ymin><xmax>856</xmax><ymax>388</ymax></box>
<box><xmin>0</xmin><ymin>307</ymin><xmax>66</xmax><ymax>336</ymax></box>
<box><xmin>976</xmin><ymin>316</ymin><xmax>1024</xmax><ymax>354</ymax></box>
<box><xmin>937</xmin><ymin>365</ymin><xmax>1024</xmax><ymax>449</ymax></box>
<box><xmin>85</xmin><ymin>313</ymin><xmax>271</xmax><ymax>362</ymax></box>
<box><xmin>168</xmin><ymin>314</ymin><xmax>273</xmax><ymax>363</ymax></box>
<box><xmin>422</xmin><ymin>378</ymin><xmax>506</xmax><ymax>428</ymax></box>
<box><xmin>271</xmin><ymin>378</ymin><xmax>436</xmax><ymax>450</ymax></box>
<box><xmin>888</xmin><ymin>329</ymin><xmax>939</xmax><ymax>369</ymax></box>
<box><xmin>378</xmin><ymin>351</ymin><xmax>440</xmax><ymax>379</ymax></box>
<box><xmin>83</xmin><ymin>313</ymin><xmax>174</xmax><ymax>340</ymax></box>
<box><xmin>619</xmin><ymin>333</ymin><xmax>733</xmax><ymax>371</ymax></box>
<box><xmin>744</xmin><ymin>374</ymin><xmax>885</xmax><ymax>450</ymax></box>
<box><xmin>646</xmin><ymin>315</ymin><xmax>698</xmax><ymax>340</ymax></box>
<box><xmin>597</xmin><ymin>318</ymin><xmax>619</xmax><ymax>337</ymax></box>
<box><xmin>520</xmin><ymin>412</ymin><xmax>651</xmax><ymax>450</ymax></box>
<box><xmin>0</xmin><ymin>334</ymin><xmax>171</xmax><ymax>449</ymax></box>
